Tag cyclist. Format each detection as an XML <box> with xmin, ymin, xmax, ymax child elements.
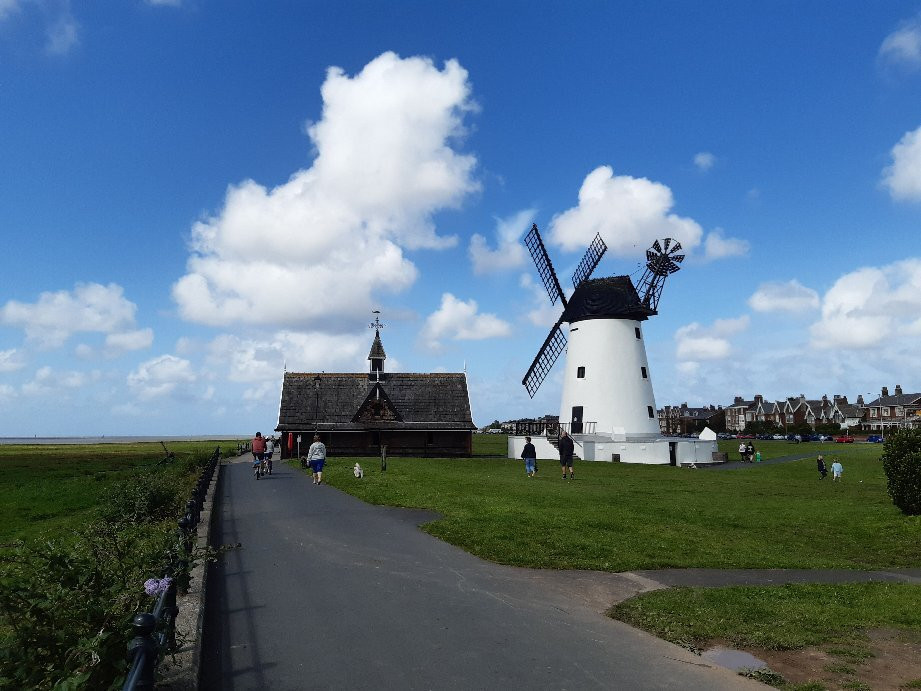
<box><xmin>251</xmin><ymin>432</ymin><xmax>266</xmax><ymax>480</ymax></box>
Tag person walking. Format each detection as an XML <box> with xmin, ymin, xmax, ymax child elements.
<box><xmin>745</xmin><ymin>442</ymin><xmax>755</xmax><ymax>463</ymax></box>
<box><xmin>831</xmin><ymin>458</ymin><xmax>843</xmax><ymax>482</ymax></box>
<box><xmin>521</xmin><ymin>436</ymin><xmax>537</xmax><ymax>477</ymax></box>
<box><xmin>307</xmin><ymin>434</ymin><xmax>327</xmax><ymax>485</ymax></box>
<box><xmin>738</xmin><ymin>441</ymin><xmax>746</xmax><ymax>462</ymax></box>
<box><xmin>817</xmin><ymin>454</ymin><xmax>827</xmax><ymax>479</ymax></box>
<box><xmin>559</xmin><ymin>430</ymin><xmax>575</xmax><ymax>480</ymax></box>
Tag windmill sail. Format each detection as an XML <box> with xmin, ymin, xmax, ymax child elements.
<box><xmin>524</xmin><ymin>224</ymin><xmax>567</xmax><ymax>307</ymax></box>
<box><xmin>571</xmin><ymin>232</ymin><xmax>608</xmax><ymax>290</ymax></box>
<box><xmin>522</xmin><ymin>318</ymin><xmax>567</xmax><ymax>398</ymax></box>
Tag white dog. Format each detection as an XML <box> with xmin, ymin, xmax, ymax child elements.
<box><xmin>353</xmin><ymin>463</ymin><xmax>363</xmax><ymax>478</ymax></box>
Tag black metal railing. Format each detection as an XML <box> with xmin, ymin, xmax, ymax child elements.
<box><xmin>122</xmin><ymin>446</ymin><xmax>221</xmax><ymax>691</ymax></box>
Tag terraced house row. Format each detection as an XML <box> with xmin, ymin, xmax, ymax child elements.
<box><xmin>659</xmin><ymin>385</ymin><xmax>921</xmax><ymax>436</ymax></box>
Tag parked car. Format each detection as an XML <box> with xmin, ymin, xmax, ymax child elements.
<box><xmin>819</xmin><ymin>434</ymin><xmax>835</xmax><ymax>442</ymax></box>
<box><xmin>772</xmin><ymin>434</ymin><xmax>786</xmax><ymax>440</ymax></box>
<box><xmin>866</xmin><ymin>435</ymin><xmax>884</xmax><ymax>443</ymax></box>
<box><xmin>737</xmin><ymin>433</ymin><xmax>755</xmax><ymax>439</ymax></box>
<box><xmin>834</xmin><ymin>435</ymin><xmax>854</xmax><ymax>443</ymax></box>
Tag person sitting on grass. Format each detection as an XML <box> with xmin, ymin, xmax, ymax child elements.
<box><xmin>831</xmin><ymin>458</ymin><xmax>843</xmax><ymax>482</ymax></box>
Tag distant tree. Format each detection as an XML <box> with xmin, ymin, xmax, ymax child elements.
<box><xmin>881</xmin><ymin>429</ymin><xmax>921</xmax><ymax>515</ymax></box>
<box><xmin>815</xmin><ymin>423</ymin><xmax>841</xmax><ymax>435</ymax></box>
<box><xmin>743</xmin><ymin>420</ymin><xmax>781</xmax><ymax>434</ymax></box>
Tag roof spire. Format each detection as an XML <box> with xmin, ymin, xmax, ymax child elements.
<box><xmin>368</xmin><ymin>310</ymin><xmax>386</xmax><ymax>378</ymax></box>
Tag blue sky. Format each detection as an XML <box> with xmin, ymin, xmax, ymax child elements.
<box><xmin>2</xmin><ymin>1</ymin><xmax>921</xmax><ymax>435</ymax></box>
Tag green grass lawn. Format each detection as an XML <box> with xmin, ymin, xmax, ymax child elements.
<box><xmin>0</xmin><ymin>441</ymin><xmax>239</xmax><ymax>543</ymax></box>
<box><xmin>317</xmin><ymin>437</ymin><xmax>919</xmax><ymax>571</ymax></box>
<box><xmin>610</xmin><ymin>582</ymin><xmax>921</xmax><ymax>650</ymax></box>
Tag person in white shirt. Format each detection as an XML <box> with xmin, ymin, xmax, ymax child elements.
<box><xmin>307</xmin><ymin>434</ymin><xmax>327</xmax><ymax>485</ymax></box>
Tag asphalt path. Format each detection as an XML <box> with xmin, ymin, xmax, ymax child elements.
<box><xmin>201</xmin><ymin>456</ymin><xmax>762</xmax><ymax>690</ymax></box>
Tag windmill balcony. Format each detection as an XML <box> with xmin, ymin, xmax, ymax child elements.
<box><xmin>559</xmin><ymin>421</ymin><xmax>597</xmax><ymax>436</ymax></box>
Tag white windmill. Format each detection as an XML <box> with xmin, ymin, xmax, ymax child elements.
<box><xmin>512</xmin><ymin>224</ymin><xmax>714</xmax><ymax>465</ymax></box>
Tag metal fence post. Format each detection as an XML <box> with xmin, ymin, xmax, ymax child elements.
<box><xmin>123</xmin><ymin>613</ymin><xmax>157</xmax><ymax>691</ymax></box>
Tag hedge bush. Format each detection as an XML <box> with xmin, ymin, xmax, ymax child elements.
<box><xmin>881</xmin><ymin>428</ymin><xmax>921</xmax><ymax>515</ymax></box>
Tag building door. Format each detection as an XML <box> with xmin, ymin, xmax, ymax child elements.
<box><xmin>571</xmin><ymin>406</ymin><xmax>583</xmax><ymax>434</ymax></box>
<box><xmin>669</xmin><ymin>441</ymin><xmax>677</xmax><ymax>466</ymax></box>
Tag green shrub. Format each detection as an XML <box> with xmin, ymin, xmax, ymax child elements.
<box><xmin>0</xmin><ymin>521</ymin><xmax>174</xmax><ymax>690</ymax></box>
<box><xmin>880</xmin><ymin>428</ymin><xmax>921</xmax><ymax>515</ymax></box>
<box><xmin>98</xmin><ymin>471</ymin><xmax>185</xmax><ymax>525</ymax></box>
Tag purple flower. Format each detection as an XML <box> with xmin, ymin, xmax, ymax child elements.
<box><xmin>144</xmin><ymin>577</ymin><xmax>172</xmax><ymax>596</ymax></box>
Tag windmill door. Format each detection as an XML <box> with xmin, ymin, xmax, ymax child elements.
<box><xmin>571</xmin><ymin>406</ymin><xmax>583</xmax><ymax>434</ymax></box>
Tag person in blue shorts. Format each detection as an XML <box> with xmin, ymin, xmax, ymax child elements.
<box><xmin>307</xmin><ymin>434</ymin><xmax>327</xmax><ymax>485</ymax></box>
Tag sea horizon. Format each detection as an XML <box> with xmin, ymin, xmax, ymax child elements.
<box><xmin>0</xmin><ymin>435</ymin><xmax>247</xmax><ymax>445</ymax></box>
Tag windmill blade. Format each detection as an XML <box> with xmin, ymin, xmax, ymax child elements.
<box><xmin>522</xmin><ymin>319</ymin><xmax>567</xmax><ymax>398</ymax></box>
<box><xmin>524</xmin><ymin>224</ymin><xmax>567</xmax><ymax>307</ymax></box>
<box><xmin>571</xmin><ymin>232</ymin><xmax>608</xmax><ymax>289</ymax></box>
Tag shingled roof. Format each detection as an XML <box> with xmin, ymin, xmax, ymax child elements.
<box><xmin>276</xmin><ymin>372</ymin><xmax>476</xmax><ymax>432</ymax></box>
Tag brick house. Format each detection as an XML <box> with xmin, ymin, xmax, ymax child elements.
<box><xmin>864</xmin><ymin>385</ymin><xmax>921</xmax><ymax>432</ymax></box>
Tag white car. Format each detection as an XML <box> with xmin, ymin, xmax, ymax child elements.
<box><xmin>772</xmin><ymin>434</ymin><xmax>785</xmax><ymax>440</ymax></box>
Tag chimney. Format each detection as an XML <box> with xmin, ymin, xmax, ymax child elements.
<box><xmin>734</xmin><ymin>396</ymin><xmax>743</xmax><ymax>404</ymax></box>
<box><xmin>822</xmin><ymin>394</ymin><xmax>828</xmax><ymax>402</ymax></box>
<box><xmin>895</xmin><ymin>384</ymin><xmax>903</xmax><ymax>397</ymax></box>
<box><xmin>882</xmin><ymin>387</ymin><xmax>889</xmax><ymax>397</ymax></box>
<box><xmin>754</xmin><ymin>394</ymin><xmax>763</xmax><ymax>403</ymax></box>
<box><xmin>856</xmin><ymin>394</ymin><xmax>865</xmax><ymax>405</ymax></box>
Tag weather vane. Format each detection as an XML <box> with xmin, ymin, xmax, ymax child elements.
<box><xmin>369</xmin><ymin>310</ymin><xmax>385</xmax><ymax>333</ymax></box>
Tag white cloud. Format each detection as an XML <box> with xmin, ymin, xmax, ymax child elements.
<box><xmin>748</xmin><ymin>279</ymin><xmax>820</xmax><ymax>314</ymax></box>
<box><xmin>0</xmin><ymin>283</ymin><xmax>139</xmax><ymax>349</ymax></box>
<box><xmin>548</xmin><ymin>165</ymin><xmax>705</xmax><ymax>255</ymax></box>
<box><xmin>127</xmin><ymin>354</ymin><xmax>197</xmax><ymax>401</ymax></box>
<box><xmin>675</xmin><ymin>315</ymin><xmax>749</xmax><ymax>362</ymax></box>
<box><xmin>45</xmin><ymin>11</ymin><xmax>78</xmax><ymax>55</ymax></box>
<box><xmin>879</xmin><ymin>15</ymin><xmax>921</xmax><ymax>70</ymax></box>
<box><xmin>882</xmin><ymin>125</ymin><xmax>921</xmax><ymax>201</ymax></box>
<box><xmin>693</xmin><ymin>152</ymin><xmax>715</xmax><ymax>171</ymax></box>
<box><xmin>0</xmin><ymin>0</ymin><xmax>21</xmax><ymax>22</ymax></box>
<box><xmin>21</xmin><ymin>365</ymin><xmax>92</xmax><ymax>397</ymax></box>
<box><xmin>105</xmin><ymin>328</ymin><xmax>154</xmax><ymax>354</ymax></box>
<box><xmin>468</xmin><ymin>208</ymin><xmax>534</xmax><ymax>274</ymax></box>
<box><xmin>173</xmin><ymin>52</ymin><xmax>479</xmax><ymax>329</ymax></box>
<box><xmin>703</xmin><ymin>228</ymin><xmax>749</xmax><ymax>260</ymax></box>
<box><xmin>519</xmin><ymin>273</ymin><xmax>562</xmax><ymax>327</ymax></box>
<box><xmin>810</xmin><ymin>259</ymin><xmax>921</xmax><ymax>349</ymax></box>
<box><xmin>421</xmin><ymin>293</ymin><xmax>512</xmax><ymax>350</ymax></box>
<box><xmin>206</xmin><ymin>330</ymin><xmax>365</xmax><ymax>385</ymax></box>
<box><xmin>0</xmin><ymin>349</ymin><xmax>25</xmax><ymax>373</ymax></box>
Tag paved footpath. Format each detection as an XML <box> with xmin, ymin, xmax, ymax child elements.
<box><xmin>201</xmin><ymin>457</ymin><xmax>764</xmax><ymax>690</ymax></box>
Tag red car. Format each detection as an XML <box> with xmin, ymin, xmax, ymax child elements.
<box><xmin>834</xmin><ymin>435</ymin><xmax>854</xmax><ymax>443</ymax></box>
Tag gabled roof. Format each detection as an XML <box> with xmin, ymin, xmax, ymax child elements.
<box><xmin>872</xmin><ymin>393</ymin><xmax>921</xmax><ymax>406</ymax></box>
<box><xmin>276</xmin><ymin>372</ymin><xmax>475</xmax><ymax>432</ymax></box>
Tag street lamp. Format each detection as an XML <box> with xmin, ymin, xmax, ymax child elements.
<box><xmin>314</xmin><ymin>374</ymin><xmax>321</xmax><ymax>435</ymax></box>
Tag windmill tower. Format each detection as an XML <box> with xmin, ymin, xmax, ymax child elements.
<box><xmin>522</xmin><ymin>224</ymin><xmax>683</xmax><ymax>440</ymax></box>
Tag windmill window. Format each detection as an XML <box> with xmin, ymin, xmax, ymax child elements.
<box><xmin>635</xmin><ymin>327</ymin><xmax>641</xmax><ymax>339</ymax></box>
<box><xmin>577</xmin><ymin>366</ymin><xmax>585</xmax><ymax>378</ymax></box>
<box><xmin>640</xmin><ymin>366</ymin><xmax>647</xmax><ymax>379</ymax></box>
<box><xmin>647</xmin><ymin>406</ymin><xmax>654</xmax><ymax>418</ymax></box>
